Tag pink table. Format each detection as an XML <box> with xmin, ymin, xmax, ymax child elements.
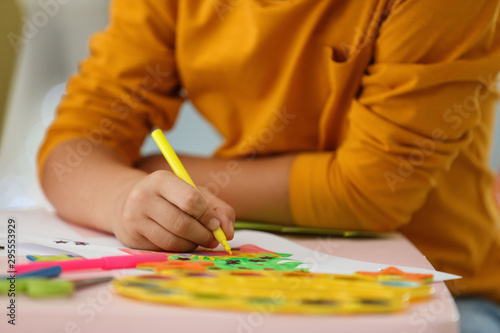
<box><xmin>0</xmin><ymin>210</ymin><xmax>459</xmax><ymax>333</ymax></box>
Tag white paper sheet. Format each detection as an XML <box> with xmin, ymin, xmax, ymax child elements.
<box><xmin>226</xmin><ymin>230</ymin><xmax>460</xmax><ymax>281</ymax></box>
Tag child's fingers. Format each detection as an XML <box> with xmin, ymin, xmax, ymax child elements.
<box><xmin>152</xmin><ymin>170</ymin><xmax>209</xmax><ymax>218</ymax></box>
<box><xmin>146</xmin><ymin>195</ymin><xmax>215</xmax><ymax>248</ymax></box>
<box><xmin>116</xmin><ymin>225</ymin><xmax>164</xmax><ymax>252</ymax></box>
<box><xmin>153</xmin><ymin>171</ymin><xmax>225</xmax><ymax>234</ymax></box>
<box><xmin>199</xmin><ymin>187</ymin><xmax>236</xmax><ymax>240</ymax></box>
<box><xmin>118</xmin><ymin>212</ymin><xmax>213</xmax><ymax>252</ymax></box>
<box><xmin>114</xmin><ymin>215</ymin><xmax>185</xmax><ymax>252</ymax></box>
<box><xmin>139</xmin><ymin>218</ymin><xmax>199</xmax><ymax>252</ymax></box>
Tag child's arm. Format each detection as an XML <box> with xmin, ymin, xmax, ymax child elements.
<box><xmin>138</xmin><ymin>154</ymin><xmax>297</xmax><ymax>225</ymax></box>
<box><xmin>41</xmin><ymin>139</ymin><xmax>235</xmax><ymax>252</ymax></box>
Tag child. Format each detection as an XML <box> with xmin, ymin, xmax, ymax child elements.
<box><xmin>38</xmin><ymin>1</ymin><xmax>500</xmax><ymax>331</ymax></box>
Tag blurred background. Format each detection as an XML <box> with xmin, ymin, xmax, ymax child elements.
<box><xmin>0</xmin><ymin>0</ymin><xmax>222</xmax><ymax>209</ymax></box>
<box><xmin>0</xmin><ymin>0</ymin><xmax>499</xmax><ymax>210</ymax></box>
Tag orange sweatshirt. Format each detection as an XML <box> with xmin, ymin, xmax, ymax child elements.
<box><xmin>39</xmin><ymin>0</ymin><xmax>500</xmax><ymax>302</ymax></box>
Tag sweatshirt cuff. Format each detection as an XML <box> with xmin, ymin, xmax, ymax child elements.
<box><xmin>289</xmin><ymin>152</ymin><xmax>337</xmax><ymax>227</ymax></box>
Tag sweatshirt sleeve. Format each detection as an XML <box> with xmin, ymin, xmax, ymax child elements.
<box><xmin>289</xmin><ymin>0</ymin><xmax>500</xmax><ymax>230</ymax></box>
<box><xmin>38</xmin><ymin>0</ymin><xmax>183</xmax><ymax>176</ymax></box>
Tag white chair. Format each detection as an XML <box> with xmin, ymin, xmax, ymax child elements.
<box><xmin>0</xmin><ymin>0</ymin><xmax>110</xmax><ymax>208</ymax></box>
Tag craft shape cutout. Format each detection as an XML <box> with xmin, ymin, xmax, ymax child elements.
<box><xmin>136</xmin><ymin>244</ymin><xmax>306</xmax><ymax>272</ymax></box>
<box><xmin>113</xmin><ymin>269</ymin><xmax>434</xmax><ymax>315</ymax></box>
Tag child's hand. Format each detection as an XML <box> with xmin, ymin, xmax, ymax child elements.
<box><xmin>113</xmin><ymin>170</ymin><xmax>235</xmax><ymax>252</ymax></box>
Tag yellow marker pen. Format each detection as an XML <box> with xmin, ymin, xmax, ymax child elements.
<box><xmin>151</xmin><ymin>129</ymin><xmax>232</xmax><ymax>254</ymax></box>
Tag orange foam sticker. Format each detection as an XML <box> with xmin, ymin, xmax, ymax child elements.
<box><xmin>137</xmin><ymin>260</ymin><xmax>215</xmax><ymax>272</ymax></box>
<box><xmin>356</xmin><ymin>266</ymin><xmax>434</xmax><ymax>282</ymax></box>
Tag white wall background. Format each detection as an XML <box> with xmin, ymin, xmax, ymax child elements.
<box><xmin>0</xmin><ymin>0</ymin><xmax>499</xmax><ymax>210</ymax></box>
<box><xmin>0</xmin><ymin>0</ymin><xmax>222</xmax><ymax>209</ymax></box>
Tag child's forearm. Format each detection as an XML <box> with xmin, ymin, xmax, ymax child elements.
<box><xmin>137</xmin><ymin>154</ymin><xmax>297</xmax><ymax>225</ymax></box>
<box><xmin>40</xmin><ymin>139</ymin><xmax>147</xmax><ymax>233</ymax></box>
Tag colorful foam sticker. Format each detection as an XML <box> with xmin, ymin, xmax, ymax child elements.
<box><xmin>113</xmin><ymin>270</ymin><xmax>434</xmax><ymax>315</ymax></box>
<box><xmin>137</xmin><ymin>244</ymin><xmax>305</xmax><ymax>272</ymax></box>
<box><xmin>27</xmin><ymin>254</ymin><xmax>83</xmax><ymax>262</ymax></box>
